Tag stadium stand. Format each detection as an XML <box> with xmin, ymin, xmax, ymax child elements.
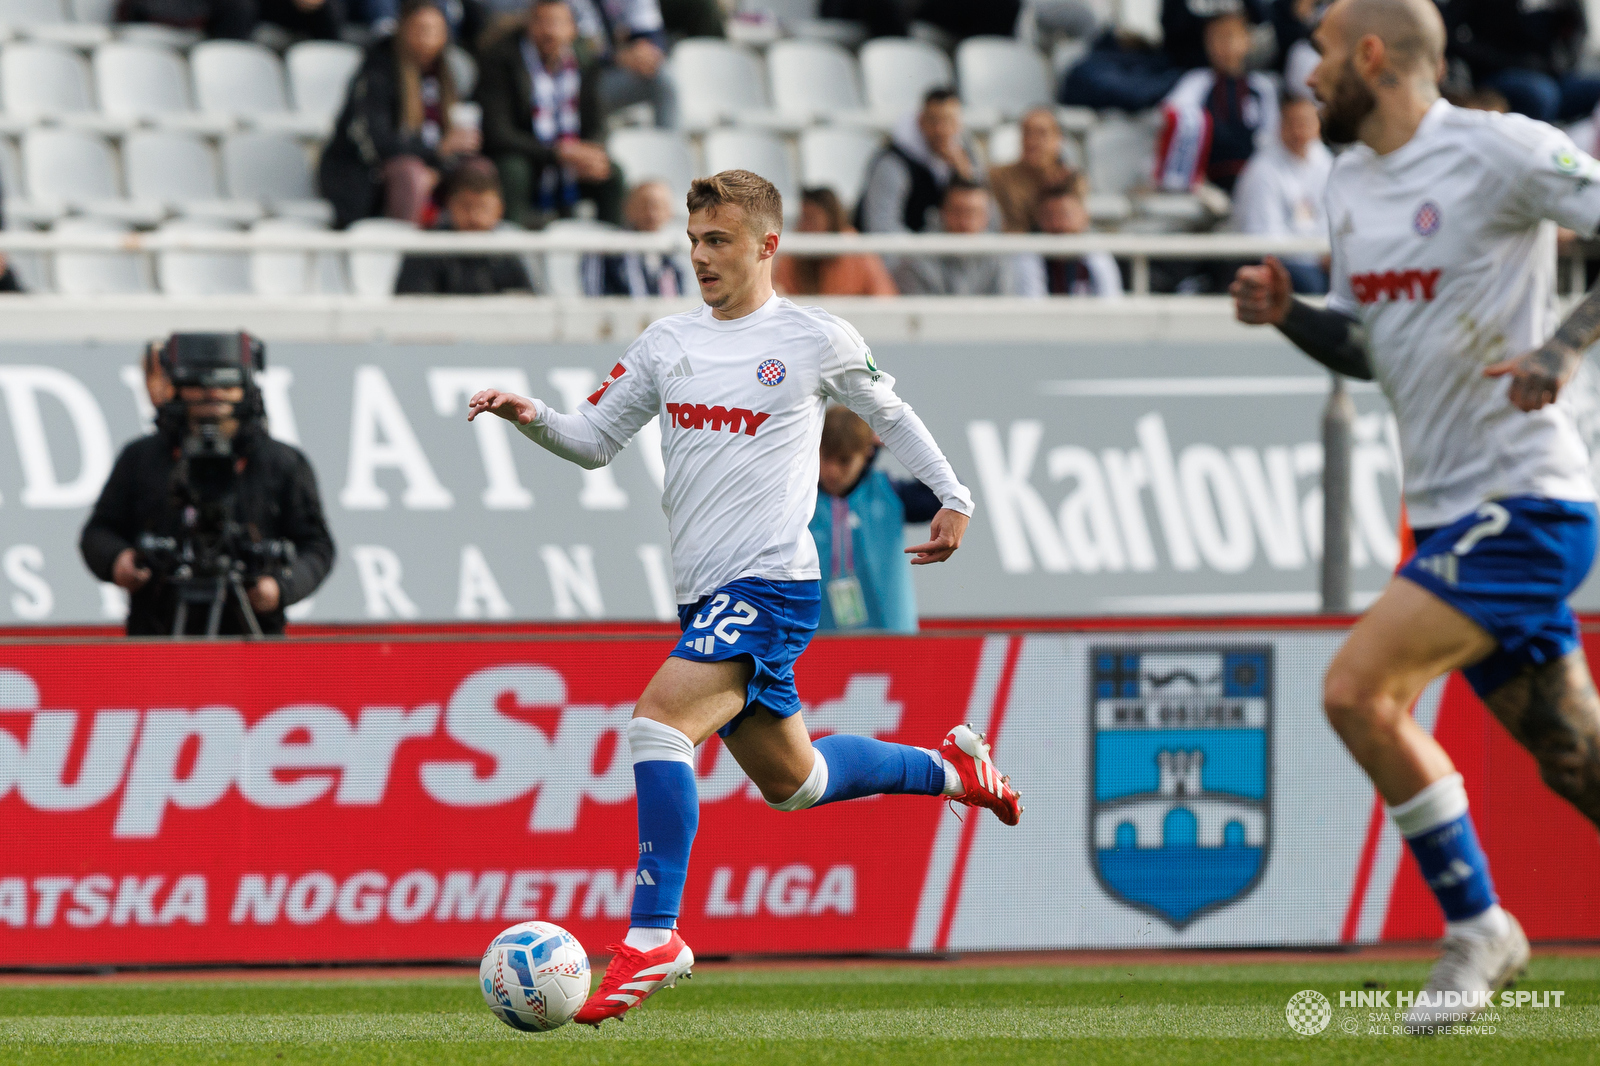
<box><xmin>283</xmin><ymin>40</ymin><xmax>362</xmax><ymax>135</ymax></box>
<box><xmin>702</xmin><ymin>126</ymin><xmax>800</xmax><ymax>221</ymax></box>
<box><xmin>858</xmin><ymin>37</ymin><xmax>951</xmax><ymax>127</ymax></box>
<box><xmin>797</xmin><ymin>125</ymin><xmax>880</xmax><ymax>212</ymax></box>
<box><xmin>606</xmin><ymin>127</ymin><xmax>698</xmax><ymax>214</ymax></box>
<box><xmin>954</xmin><ymin>35</ymin><xmax>1053</xmax><ymax>130</ymax></box>
<box><xmin>49</xmin><ymin>214</ymin><xmax>151</xmax><ymax>294</ymax></box>
<box><xmin>766</xmin><ymin>38</ymin><xmax>874</xmax><ymax>128</ymax></box>
<box><xmin>125</xmin><ymin>129</ymin><xmax>264</xmax><ymax>223</ymax></box>
<box><xmin>191</xmin><ymin>40</ymin><xmax>327</xmax><ymax>137</ymax></box>
<box><xmin>154</xmin><ymin>215</ymin><xmax>251</xmax><ymax>296</ymax></box>
<box><xmin>248</xmin><ymin>215</ymin><xmax>347</xmax><ymax>296</ymax></box>
<box><xmin>92</xmin><ymin>41</ymin><xmax>233</xmax><ymax>135</ymax></box>
<box><xmin>219</xmin><ymin>131</ymin><xmax>332</xmax><ymax>223</ymax></box>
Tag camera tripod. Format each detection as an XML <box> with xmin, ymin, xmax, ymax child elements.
<box><xmin>169</xmin><ymin>565</ymin><xmax>265</xmax><ymax>638</ymax></box>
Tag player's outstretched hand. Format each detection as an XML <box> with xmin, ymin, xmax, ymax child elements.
<box><xmin>1484</xmin><ymin>342</ymin><xmax>1577</xmax><ymax>412</ymax></box>
<box><xmin>1230</xmin><ymin>255</ymin><xmax>1292</xmax><ymax>327</ymax></box>
<box><xmin>906</xmin><ymin>508</ymin><xmax>969</xmax><ymax>565</ymax></box>
<box><xmin>466</xmin><ymin>388</ymin><xmax>539</xmax><ymax>425</ymax></box>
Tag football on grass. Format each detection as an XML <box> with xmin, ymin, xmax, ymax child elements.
<box><xmin>479</xmin><ymin>921</ymin><xmax>591</xmax><ymax>1031</ymax></box>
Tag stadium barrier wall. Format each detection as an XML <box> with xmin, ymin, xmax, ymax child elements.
<box><xmin>2</xmin><ymin>621</ymin><xmax>1596</xmax><ymax>968</ymax></box>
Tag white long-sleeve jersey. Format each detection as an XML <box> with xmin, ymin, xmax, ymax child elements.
<box><xmin>518</xmin><ymin>294</ymin><xmax>975</xmax><ymax>603</ymax></box>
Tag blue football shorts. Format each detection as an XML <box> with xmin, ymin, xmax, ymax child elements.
<box><xmin>1400</xmin><ymin>495</ymin><xmax>1599</xmax><ymax>697</ymax></box>
<box><xmin>669</xmin><ymin>576</ymin><xmax>821</xmax><ymax>738</ymax></box>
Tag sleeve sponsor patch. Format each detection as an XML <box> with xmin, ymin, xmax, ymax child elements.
<box><xmin>587</xmin><ymin>363</ymin><xmax>627</xmax><ymax>405</ymax></box>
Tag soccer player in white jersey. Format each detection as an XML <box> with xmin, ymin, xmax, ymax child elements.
<box><xmin>466</xmin><ymin>170</ymin><xmax>1022</xmax><ymax>1026</ymax></box>
<box><xmin>1233</xmin><ymin>0</ymin><xmax>1600</xmax><ymax>1032</ymax></box>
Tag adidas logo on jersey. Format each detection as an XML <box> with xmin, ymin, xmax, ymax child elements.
<box><xmin>1414</xmin><ymin>552</ymin><xmax>1458</xmax><ymax>586</ymax></box>
<box><xmin>665</xmin><ymin>402</ymin><xmax>773</xmax><ymax>436</ymax></box>
<box><xmin>687</xmin><ymin>634</ymin><xmax>716</xmax><ymax>654</ymax></box>
<box><xmin>1349</xmin><ymin>268</ymin><xmax>1441</xmax><ymax>304</ymax></box>
<box><xmin>667</xmin><ymin>356</ymin><xmax>694</xmax><ymax>379</ymax></box>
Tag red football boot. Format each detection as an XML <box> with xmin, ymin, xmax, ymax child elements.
<box><xmin>940</xmin><ymin>723</ymin><xmax>1023</xmax><ymax>826</ymax></box>
<box><xmin>573</xmin><ymin>931</ymin><xmax>694</xmax><ymax>1027</ymax></box>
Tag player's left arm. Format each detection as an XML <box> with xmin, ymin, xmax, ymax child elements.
<box><xmin>1485</xmin><ymin>284</ymin><xmax>1600</xmax><ymax>411</ymax></box>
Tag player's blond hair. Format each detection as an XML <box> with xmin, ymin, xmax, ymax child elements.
<box><xmin>687</xmin><ymin>170</ymin><xmax>784</xmax><ymax>236</ymax></box>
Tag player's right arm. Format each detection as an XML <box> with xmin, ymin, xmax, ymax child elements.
<box><xmin>1230</xmin><ymin>255</ymin><xmax>1374</xmax><ymax>381</ymax></box>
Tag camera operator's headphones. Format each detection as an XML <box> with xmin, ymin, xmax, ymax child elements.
<box><xmin>156</xmin><ymin>332</ymin><xmax>269</xmax><ymax>433</ymax></box>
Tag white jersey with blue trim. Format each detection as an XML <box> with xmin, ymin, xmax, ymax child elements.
<box><xmin>1325</xmin><ymin>99</ymin><xmax>1600</xmax><ymax>529</ymax></box>
<box><xmin>570</xmin><ymin>294</ymin><xmax>974</xmax><ymax>603</ymax></box>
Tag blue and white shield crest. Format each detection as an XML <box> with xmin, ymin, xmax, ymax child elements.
<box><xmin>1089</xmin><ymin>646</ymin><xmax>1272</xmax><ymax>929</ymax></box>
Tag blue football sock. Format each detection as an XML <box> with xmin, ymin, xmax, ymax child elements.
<box><xmin>1390</xmin><ymin>774</ymin><xmax>1498</xmax><ymax>922</ymax></box>
<box><xmin>812</xmin><ymin>734</ymin><xmax>945</xmax><ymax>806</ymax></box>
<box><xmin>628</xmin><ymin>720</ymin><xmax>699</xmax><ymax>930</ymax></box>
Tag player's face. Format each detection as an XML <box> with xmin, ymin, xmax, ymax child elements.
<box><xmin>1308</xmin><ymin>3</ymin><xmax>1375</xmax><ymax>143</ymax></box>
<box><xmin>688</xmin><ymin>204</ymin><xmax>777</xmax><ymax>309</ymax></box>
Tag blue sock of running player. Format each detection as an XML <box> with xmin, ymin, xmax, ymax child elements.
<box><xmin>766</xmin><ymin>734</ymin><xmax>956</xmax><ymax>810</ymax></box>
<box><xmin>1389</xmin><ymin>773</ymin><xmax>1506</xmax><ymax>935</ymax></box>
<box><xmin>626</xmin><ymin>718</ymin><xmax>698</xmax><ymax>944</ymax></box>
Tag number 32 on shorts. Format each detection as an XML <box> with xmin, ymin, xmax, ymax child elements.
<box><xmin>691</xmin><ymin>594</ymin><xmax>759</xmax><ymax>643</ymax></box>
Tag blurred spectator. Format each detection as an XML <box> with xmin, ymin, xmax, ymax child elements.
<box><xmin>319</xmin><ymin>0</ymin><xmax>482</xmax><ymax>229</ymax></box>
<box><xmin>115</xmin><ymin>0</ymin><xmax>344</xmax><ymax>42</ymax></box>
<box><xmin>1060</xmin><ymin>33</ymin><xmax>1185</xmax><ymax>112</ymax></box>
<box><xmin>893</xmin><ymin>180</ymin><xmax>1036</xmax><ymax>296</ymax></box>
<box><xmin>819</xmin><ymin>0</ymin><xmax>907</xmax><ymax>39</ymax></box>
<box><xmin>478</xmin><ymin>0</ymin><xmax>624</xmax><ymax>227</ymax></box>
<box><xmin>1155</xmin><ymin>12</ymin><xmax>1278</xmax><ymax>194</ymax></box>
<box><xmin>858</xmin><ymin>88</ymin><xmax>985</xmax><ymax>234</ymax></box>
<box><xmin>914</xmin><ymin>0</ymin><xmax>1022</xmax><ymax>43</ymax></box>
<box><xmin>1162</xmin><ymin>0</ymin><xmax>1264</xmax><ymax>72</ymax></box>
<box><xmin>1016</xmin><ymin>183</ymin><xmax>1122</xmax><ymax>297</ymax></box>
<box><xmin>1272</xmin><ymin>0</ymin><xmax>1318</xmax><ymax>100</ymax></box>
<box><xmin>809</xmin><ymin>407</ymin><xmax>941</xmax><ymax>633</ymax></box>
<box><xmin>1444</xmin><ymin>0</ymin><xmax>1600</xmax><ymax>123</ymax></box>
<box><xmin>774</xmin><ymin>188</ymin><xmax>898</xmax><ymax>297</ymax></box>
<box><xmin>660</xmin><ymin>0</ymin><xmax>722</xmax><ymax>38</ymax></box>
<box><xmin>581</xmin><ymin>179</ymin><xmax>687</xmax><ymax>296</ymax></box>
<box><xmin>395</xmin><ymin>157</ymin><xmax>536</xmax><ymax>293</ymax></box>
<box><xmin>1230</xmin><ymin>96</ymin><xmax>1330</xmax><ymax>294</ymax></box>
<box><xmin>567</xmin><ymin>0</ymin><xmax>680</xmax><ymax>128</ymax></box>
<box><xmin>1444</xmin><ymin>86</ymin><xmax>1511</xmax><ymax>112</ymax></box>
<box><xmin>990</xmin><ymin>107</ymin><xmax>1079</xmax><ymax>233</ymax></box>
<box><xmin>0</xmin><ymin>181</ymin><xmax>17</xmax><ymax>293</ymax></box>
<box><xmin>358</xmin><ymin>0</ymin><xmax>483</xmax><ymax>42</ymax></box>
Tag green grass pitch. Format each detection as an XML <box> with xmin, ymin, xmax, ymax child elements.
<box><xmin>2</xmin><ymin>955</ymin><xmax>1598</xmax><ymax>1065</ymax></box>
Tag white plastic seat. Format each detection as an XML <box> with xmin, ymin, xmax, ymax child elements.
<box><xmin>125</xmin><ymin>130</ymin><xmax>264</xmax><ymax>223</ymax></box>
<box><xmin>93</xmin><ymin>41</ymin><xmax>233</xmax><ymax>135</ymax></box>
<box><xmin>542</xmin><ymin>218</ymin><xmax>612</xmax><ymax>298</ymax></box>
<box><xmin>113</xmin><ymin>22</ymin><xmax>201</xmax><ymax>49</ymax></box>
<box><xmin>346</xmin><ymin>216</ymin><xmax>412</xmax><ymax>297</ymax></box>
<box><xmin>669</xmin><ymin>38</ymin><xmax>786</xmax><ymax>131</ymax></box>
<box><xmin>0</xmin><ymin>132</ymin><xmax>56</xmax><ymax>223</ymax></box>
<box><xmin>0</xmin><ymin>0</ymin><xmax>108</xmax><ymax>46</ymax></box>
<box><xmin>986</xmin><ymin>121</ymin><xmax>1085</xmax><ymax>170</ymax></box>
<box><xmin>860</xmin><ymin>38</ymin><xmax>953</xmax><ymax>125</ymax></box>
<box><xmin>1085</xmin><ymin>117</ymin><xmax>1155</xmax><ymax>196</ymax></box>
<box><xmin>703</xmin><ymin>128</ymin><xmax>798</xmax><ymax>221</ymax></box>
<box><xmin>0</xmin><ymin>41</ymin><xmax>124</xmax><ymax>132</ymax></box>
<box><xmin>767</xmin><ymin>39</ymin><xmax>874</xmax><ymax>127</ymax></box>
<box><xmin>191</xmin><ymin>40</ymin><xmax>324</xmax><ymax>136</ymax></box>
<box><xmin>156</xmin><ymin>216</ymin><xmax>251</xmax><ymax>295</ymax></box>
<box><xmin>250</xmin><ymin>215</ymin><xmax>346</xmax><ymax>296</ymax></box>
<box><xmin>220</xmin><ymin>131</ymin><xmax>331</xmax><ymax>221</ymax></box>
<box><xmin>956</xmin><ymin>36</ymin><xmax>1053</xmax><ymax>129</ymax></box>
<box><xmin>798</xmin><ymin>126</ymin><xmax>881</xmax><ymax>212</ymax></box>
<box><xmin>285</xmin><ymin>39</ymin><xmax>361</xmax><ymax>133</ymax></box>
<box><xmin>52</xmin><ymin>215</ymin><xmax>153</xmax><ymax>294</ymax></box>
<box><xmin>22</xmin><ymin>127</ymin><xmax>162</xmax><ymax>223</ymax></box>
<box><xmin>607</xmin><ymin>127</ymin><xmax>697</xmax><ymax>209</ymax></box>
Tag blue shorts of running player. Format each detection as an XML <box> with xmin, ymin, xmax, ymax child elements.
<box><xmin>669</xmin><ymin>576</ymin><xmax>821</xmax><ymax>738</ymax></box>
<box><xmin>1400</xmin><ymin>495</ymin><xmax>1599</xmax><ymax>698</ymax></box>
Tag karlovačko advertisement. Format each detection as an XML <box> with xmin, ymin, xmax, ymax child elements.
<box><xmin>3</xmin><ymin>623</ymin><xmax>1596</xmax><ymax>968</ymax></box>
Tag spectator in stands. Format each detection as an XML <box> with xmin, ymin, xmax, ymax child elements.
<box><xmin>1444</xmin><ymin>0</ymin><xmax>1600</xmax><ymax>123</ymax></box>
<box><xmin>774</xmin><ymin>187</ymin><xmax>898</xmax><ymax>297</ymax></box>
<box><xmin>858</xmin><ymin>88</ymin><xmax>985</xmax><ymax>234</ymax></box>
<box><xmin>0</xmin><ymin>184</ymin><xmax>18</xmax><ymax>293</ymax></box>
<box><xmin>1163</xmin><ymin>0</ymin><xmax>1265</xmax><ymax>72</ymax></box>
<box><xmin>990</xmin><ymin>107</ymin><xmax>1078</xmax><ymax>234</ymax></box>
<box><xmin>1230</xmin><ymin>95</ymin><xmax>1330</xmax><ymax>294</ymax></box>
<box><xmin>819</xmin><ymin>0</ymin><xmax>907</xmax><ymax>39</ymax></box>
<box><xmin>1271</xmin><ymin>0</ymin><xmax>1318</xmax><ymax>100</ymax></box>
<box><xmin>115</xmin><ymin>0</ymin><xmax>344</xmax><ymax>42</ymax></box>
<box><xmin>1155</xmin><ymin>11</ymin><xmax>1278</xmax><ymax>195</ymax></box>
<box><xmin>478</xmin><ymin>0</ymin><xmax>624</xmax><ymax>227</ymax></box>
<box><xmin>893</xmin><ymin>180</ymin><xmax>1035</xmax><ymax>296</ymax></box>
<box><xmin>395</xmin><ymin>157</ymin><xmax>536</xmax><ymax>293</ymax></box>
<box><xmin>660</xmin><ymin>0</ymin><xmax>723</xmax><ymax>39</ymax></box>
<box><xmin>809</xmin><ymin>406</ymin><xmax>941</xmax><ymax>633</ymax></box>
<box><xmin>358</xmin><ymin>0</ymin><xmax>483</xmax><ymax>43</ymax></box>
<box><xmin>566</xmin><ymin>0</ymin><xmax>680</xmax><ymax>128</ymax></box>
<box><xmin>1060</xmin><ymin>32</ymin><xmax>1184</xmax><ymax>112</ymax></box>
<box><xmin>318</xmin><ymin>0</ymin><xmax>482</xmax><ymax>229</ymax></box>
<box><xmin>1016</xmin><ymin>184</ymin><xmax>1122</xmax><ymax>298</ymax></box>
<box><xmin>581</xmin><ymin>179</ymin><xmax>687</xmax><ymax>296</ymax></box>
<box><xmin>914</xmin><ymin>0</ymin><xmax>1021</xmax><ymax>43</ymax></box>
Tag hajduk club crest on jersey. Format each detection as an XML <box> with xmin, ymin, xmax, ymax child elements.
<box><xmin>756</xmin><ymin>359</ymin><xmax>786</xmax><ymax>386</ymax></box>
<box><xmin>1089</xmin><ymin>646</ymin><xmax>1272</xmax><ymax>929</ymax></box>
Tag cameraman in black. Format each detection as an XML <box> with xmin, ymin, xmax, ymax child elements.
<box><xmin>80</xmin><ymin>333</ymin><xmax>335</xmax><ymax>637</ymax></box>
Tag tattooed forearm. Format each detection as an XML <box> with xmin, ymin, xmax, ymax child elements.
<box><xmin>1550</xmin><ymin>279</ymin><xmax>1600</xmax><ymax>357</ymax></box>
<box><xmin>1278</xmin><ymin>300</ymin><xmax>1375</xmax><ymax>380</ymax></box>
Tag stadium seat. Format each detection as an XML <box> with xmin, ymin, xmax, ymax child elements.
<box><xmin>1085</xmin><ymin>116</ymin><xmax>1156</xmax><ymax>197</ymax></box>
<box><xmin>956</xmin><ymin>36</ymin><xmax>1053</xmax><ymax>129</ymax></box>
<box><xmin>112</xmin><ymin>21</ymin><xmax>199</xmax><ymax>49</ymax></box>
<box><xmin>22</xmin><ymin>127</ymin><xmax>163</xmax><ymax>223</ymax></box>
<box><xmin>51</xmin><ymin>215</ymin><xmax>154</xmax><ymax>295</ymax></box>
<box><xmin>766</xmin><ymin>39</ymin><xmax>875</xmax><ymax>128</ymax></box>
<box><xmin>155</xmin><ymin>216</ymin><xmax>252</xmax><ymax>296</ymax></box>
<box><xmin>93</xmin><ymin>42</ymin><xmax>233</xmax><ymax>135</ymax></box>
<box><xmin>346</xmin><ymin>216</ymin><xmax>412</xmax><ymax>298</ymax></box>
<box><xmin>250</xmin><ymin>216</ymin><xmax>347</xmax><ymax>296</ymax></box>
<box><xmin>0</xmin><ymin>41</ymin><xmax>124</xmax><ymax>133</ymax></box>
<box><xmin>859</xmin><ymin>38</ymin><xmax>953</xmax><ymax>126</ymax></box>
<box><xmin>0</xmin><ymin>132</ymin><xmax>60</xmax><ymax>283</ymax></box>
<box><xmin>985</xmin><ymin>121</ymin><xmax>1085</xmax><ymax>171</ymax></box>
<box><xmin>703</xmin><ymin>128</ymin><xmax>798</xmax><ymax>221</ymax></box>
<box><xmin>0</xmin><ymin>131</ymin><xmax>57</xmax><ymax>224</ymax></box>
<box><xmin>220</xmin><ymin>131</ymin><xmax>332</xmax><ymax>222</ymax></box>
<box><xmin>124</xmin><ymin>130</ymin><xmax>264</xmax><ymax>223</ymax></box>
<box><xmin>606</xmin><ymin>127</ymin><xmax>698</xmax><ymax>209</ymax></box>
<box><xmin>191</xmin><ymin>40</ymin><xmax>324</xmax><ymax>136</ymax></box>
<box><xmin>541</xmin><ymin>217</ymin><xmax>612</xmax><ymax>297</ymax></box>
<box><xmin>798</xmin><ymin>126</ymin><xmax>882</xmax><ymax>212</ymax></box>
<box><xmin>669</xmin><ymin>38</ymin><xmax>789</xmax><ymax>132</ymax></box>
<box><xmin>0</xmin><ymin>0</ymin><xmax>108</xmax><ymax>47</ymax></box>
<box><xmin>285</xmin><ymin>40</ymin><xmax>361</xmax><ymax>134</ymax></box>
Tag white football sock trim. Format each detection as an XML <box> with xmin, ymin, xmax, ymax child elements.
<box><xmin>940</xmin><ymin>758</ymin><xmax>963</xmax><ymax>797</ymax></box>
<box><xmin>1448</xmin><ymin>905</ymin><xmax>1511</xmax><ymax>943</ymax></box>
<box><xmin>628</xmin><ymin>717</ymin><xmax>696</xmax><ymax>766</ymax></box>
<box><xmin>1388</xmin><ymin>772</ymin><xmax>1470</xmax><ymax>837</ymax></box>
<box><xmin>766</xmin><ymin>747</ymin><xmax>829</xmax><ymax>811</ymax></box>
<box><xmin>623</xmin><ymin>926</ymin><xmax>673</xmax><ymax>951</ymax></box>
